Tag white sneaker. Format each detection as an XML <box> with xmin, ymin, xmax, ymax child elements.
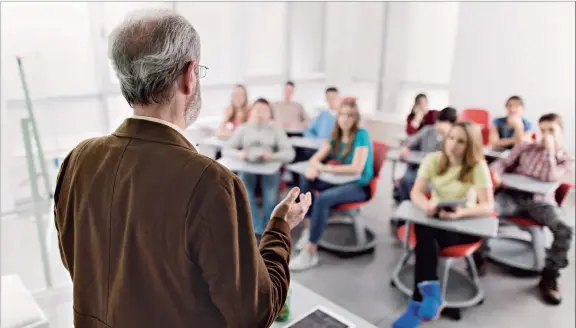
<box><xmin>295</xmin><ymin>229</ymin><xmax>310</xmax><ymax>251</ymax></box>
<box><xmin>289</xmin><ymin>250</ymin><xmax>319</xmax><ymax>271</ymax></box>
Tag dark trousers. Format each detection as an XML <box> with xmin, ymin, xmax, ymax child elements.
<box><xmin>412</xmin><ymin>224</ymin><xmax>480</xmax><ymax>301</ymax></box>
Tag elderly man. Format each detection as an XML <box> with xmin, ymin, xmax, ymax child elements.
<box><xmin>54</xmin><ymin>9</ymin><xmax>311</xmax><ymax>328</ymax></box>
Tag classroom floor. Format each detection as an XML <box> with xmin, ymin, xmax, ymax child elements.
<box><xmin>2</xmin><ymin>160</ymin><xmax>575</xmax><ymax>327</ymax></box>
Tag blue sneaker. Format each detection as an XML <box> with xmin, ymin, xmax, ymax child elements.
<box><xmin>417</xmin><ymin>281</ymin><xmax>444</xmax><ymax>320</ymax></box>
<box><xmin>392</xmin><ymin>300</ymin><xmax>422</xmax><ymax>328</ymax></box>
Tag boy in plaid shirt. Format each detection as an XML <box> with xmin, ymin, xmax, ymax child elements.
<box><xmin>490</xmin><ymin>113</ymin><xmax>574</xmax><ymax>305</ymax></box>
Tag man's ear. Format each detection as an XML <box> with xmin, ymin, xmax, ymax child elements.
<box><xmin>183</xmin><ymin>61</ymin><xmax>197</xmax><ymax>96</ymax></box>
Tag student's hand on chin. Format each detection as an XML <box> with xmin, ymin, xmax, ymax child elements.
<box><xmin>543</xmin><ymin>135</ymin><xmax>556</xmax><ymax>151</ymax></box>
<box><xmin>272</xmin><ymin>187</ymin><xmax>312</xmax><ymax>230</ymax></box>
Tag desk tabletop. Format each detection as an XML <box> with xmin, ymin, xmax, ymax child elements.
<box><xmin>286</xmin><ymin>161</ymin><xmax>360</xmax><ymax>185</ymax></box>
<box><xmin>501</xmin><ymin>173</ymin><xmax>560</xmax><ymax>195</ymax></box>
<box><xmin>200</xmin><ymin>135</ymin><xmax>229</xmax><ymax>149</ymax></box>
<box><xmin>289</xmin><ymin>137</ymin><xmax>326</xmax><ymax>150</ymax></box>
<box><xmin>272</xmin><ymin>281</ymin><xmax>376</xmax><ymax>328</ymax></box>
<box><xmin>394</xmin><ymin>201</ymin><xmax>498</xmax><ymax>238</ymax></box>
<box><xmin>387</xmin><ymin>149</ymin><xmax>428</xmax><ymax>165</ymax></box>
<box><xmin>483</xmin><ymin>147</ymin><xmax>510</xmax><ymax>159</ymax></box>
<box><xmin>285</xmin><ymin>127</ymin><xmax>305</xmax><ymax>135</ymax></box>
<box><xmin>218</xmin><ymin>157</ymin><xmax>283</xmax><ymax>175</ymax></box>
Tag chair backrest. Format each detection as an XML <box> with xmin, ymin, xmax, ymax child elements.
<box><xmin>555</xmin><ymin>183</ymin><xmax>575</xmax><ymax>206</ymax></box>
<box><xmin>369</xmin><ymin>141</ymin><xmax>389</xmax><ymax>196</ymax></box>
<box><xmin>481</xmin><ymin>127</ymin><xmax>490</xmax><ymax>145</ymax></box>
<box><xmin>460</xmin><ymin>108</ymin><xmax>490</xmax><ymax>128</ymax></box>
<box><xmin>341</xmin><ymin>96</ymin><xmax>356</xmax><ymax>104</ymax></box>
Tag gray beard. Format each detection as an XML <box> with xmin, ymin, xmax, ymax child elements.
<box><xmin>185</xmin><ymin>84</ymin><xmax>202</xmax><ymax>128</ymax></box>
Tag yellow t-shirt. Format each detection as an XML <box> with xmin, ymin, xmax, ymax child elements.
<box><xmin>417</xmin><ymin>152</ymin><xmax>492</xmax><ymax>204</ymax></box>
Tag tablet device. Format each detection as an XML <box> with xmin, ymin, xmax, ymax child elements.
<box><xmin>286</xmin><ymin>306</ymin><xmax>355</xmax><ymax>328</ymax></box>
<box><xmin>436</xmin><ymin>199</ymin><xmax>467</xmax><ymax>211</ymax></box>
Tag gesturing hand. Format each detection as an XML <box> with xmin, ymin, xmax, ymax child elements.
<box><xmin>271</xmin><ymin>187</ymin><xmax>312</xmax><ymax>230</ymax></box>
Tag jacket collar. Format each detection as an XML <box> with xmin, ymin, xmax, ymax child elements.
<box><xmin>113</xmin><ymin>118</ymin><xmax>197</xmax><ymax>152</ymax></box>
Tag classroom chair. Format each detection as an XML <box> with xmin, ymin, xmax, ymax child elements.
<box><xmin>487</xmin><ymin>182</ymin><xmax>575</xmax><ymax>274</ymax></box>
<box><xmin>316</xmin><ymin>141</ymin><xmax>389</xmax><ymax>256</ymax></box>
<box><xmin>459</xmin><ymin>108</ymin><xmax>490</xmax><ymax>128</ymax></box>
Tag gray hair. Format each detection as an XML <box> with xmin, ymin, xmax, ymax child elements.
<box><xmin>108</xmin><ymin>9</ymin><xmax>200</xmax><ymax>106</ymax></box>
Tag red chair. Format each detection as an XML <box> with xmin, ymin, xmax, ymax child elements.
<box><xmin>488</xmin><ymin>182</ymin><xmax>575</xmax><ymax>274</ymax></box>
<box><xmin>316</xmin><ymin>141</ymin><xmax>390</xmax><ymax>255</ymax></box>
<box><xmin>460</xmin><ymin>108</ymin><xmax>490</xmax><ymax>128</ymax></box>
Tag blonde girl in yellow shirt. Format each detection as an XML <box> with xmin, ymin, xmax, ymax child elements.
<box><xmin>394</xmin><ymin>122</ymin><xmax>494</xmax><ymax>328</ymax></box>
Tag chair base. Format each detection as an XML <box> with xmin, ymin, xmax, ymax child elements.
<box><xmin>317</xmin><ymin>220</ymin><xmax>377</xmax><ymax>257</ymax></box>
<box><xmin>390</xmin><ymin>263</ymin><xmax>484</xmax><ymax>309</ymax></box>
<box><xmin>487</xmin><ymin>237</ymin><xmax>544</xmax><ymax>275</ymax></box>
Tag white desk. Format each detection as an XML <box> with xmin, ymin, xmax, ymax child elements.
<box><xmin>289</xmin><ymin>137</ymin><xmax>325</xmax><ymax>150</ymax></box>
<box><xmin>200</xmin><ymin>135</ymin><xmax>229</xmax><ymax>149</ymax></box>
<box><xmin>483</xmin><ymin>148</ymin><xmax>510</xmax><ymax>159</ymax></box>
<box><xmin>501</xmin><ymin>173</ymin><xmax>560</xmax><ymax>195</ymax></box>
<box><xmin>394</xmin><ymin>201</ymin><xmax>498</xmax><ymax>238</ymax></box>
<box><xmin>286</xmin><ymin>161</ymin><xmax>360</xmax><ymax>185</ymax></box>
<box><xmin>272</xmin><ymin>281</ymin><xmax>376</xmax><ymax>328</ymax></box>
<box><xmin>285</xmin><ymin>127</ymin><xmax>305</xmax><ymax>135</ymax></box>
<box><xmin>387</xmin><ymin>149</ymin><xmax>428</xmax><ymax>166</ymax></box>
<box><xmin>218</xmin><ymin>157</ymin><xmax>283</xmax><ymax>175</ymax></box>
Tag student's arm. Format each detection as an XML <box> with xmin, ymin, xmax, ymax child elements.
<box><xmin>309</xmin><ymin>142</ymin><xmax>332</xmax><ymax>166</ymax></box>
<box><xmin>405</xmin><ymin>115</ymin><xmax>419</xmax><ymax>135</ymax></box>
<box><xmin>406</xmin><ymin>127</ymin><xmax>427</xmax><ymax>151</ymax></box>
<box><xmin>299</xmin><ymin>104</ymin><xmax>309</xmax><ymax>127</ymax></box>
<box><xmin>222</xmin><ymin>126</ymin><xmax>245</xmax><ymax>159</ymax></box>
<box><xmin>489</xmin><ymin>143</ymin><xmax>524</xmax><ymax>177</ymax></box>
<box><xmin>303</xmin><ymin>113</ymin><xmax>320</xmax><ymax>138</ymax></box>
<box><xmin>322</xmin><ymin>130</ymin><xmax>370</xmax><ymax>175</ymax></box>
<box><xmin>530</xmin><ymin>151</ymin><xmax>574</xmax><ymax>182</ymax></box>
<box><xmin>271</xmin><ymin>128</ymin><xmax>296</xmax><ymax>163</ymax></box>
<box><xmin>188</xmin><ymin>166</ymin><xmax>291</xmax><ymax>328</ymax></box>
<box><xmin>410</xmin><ymin>153</ymin><xmax>436</xmax><ymax>211</ymax></box>
<box><xmin>458</xmin><ymin>162</ymin><xmax>494</xmax><ymax>218</ymax></box>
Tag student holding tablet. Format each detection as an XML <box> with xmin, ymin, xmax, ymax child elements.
<box><xmin>290</xmin><ymin>99</ymin><xmax>374</xmax><ymax>271</ymax></box>
<box><xmin>393</xmin><ymin>122</ymin><xmax>494</xmax><ymax>328</ymax></box>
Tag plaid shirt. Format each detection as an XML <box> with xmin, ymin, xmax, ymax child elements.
<box><xmin>490</xmin><ymin>142</ymin><xmax>573</xmax><ymax>200</ymax></box>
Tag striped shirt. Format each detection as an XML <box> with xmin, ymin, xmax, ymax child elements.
<box><xmin>490</xmin><ymin>142</ymin><xmax>573</xmax><ymax>200</ymax></box>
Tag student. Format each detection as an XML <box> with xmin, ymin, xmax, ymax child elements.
<box><xmin>273</xmin><ymin>81</ymin><xmax>308</xmax><ymax>129</ymax></box>
<box><xmin>394</xmin><ymin>122</ymin><xmax>494</xmax><ymax>328</ymax></box>
<box><xmin>406</xmin><ymin>93</ymin><xmax>437</xmax><ymax>136</ymax></box>
<box><xmin>303</xmin><ymin>87</ymin><xmax>341</xmax><ymax>139</ymax></box>
<box><xmin>397</xmin><ymin>107</ymin><xmax>458</xmax><ymax>202</ymax></box>
<box><xmin>290</xmin><ymin>100</ymin><xmax>374</xmax><ymax>271</ymax></box>
<box><xmin>489</xmin><ymin>95</ymin><xmax>533</xmax><ymax>149</ymax></box>
<box><xmin>490</xmin><ymin>113</ymin><xmax>573</xmax><ymax>306</ymax></box>
<box><xmin>223</xmin><ymin>98</ymin><xmax>295</xmax><ymax>235</ymax></box>
<box><xmin>217</xmin><ymin>84</ymin><xmax>249</xmax><ymax>138</ymax></box>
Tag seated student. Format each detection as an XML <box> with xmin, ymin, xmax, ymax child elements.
<box><xmin>489</xmin><ymin>95</ymin><xmax>534</xmax><ymax>149</ymax></box>
<box><xmin>397</xmin><ymin>107</ymin><xmax>458</xmax><ymax>202</ymax></box>
<box><xmin>490</xmin><ymin>113</ymin><xmax>573</xmax><ymax>306</ymax></box>
<box><xmin>223</xmin><ymin>98</ymin><xmax>295</xmax><ymax>235</ymax></box>
<box><xmin>217</xmin><ymin>84</ymin><xmax>249</xmax><ymax>138</ymax></box>
<box><xmin>273</xmin><ymin>81</ymin><xmax>308</xmax><ymax>130</ymax></box>
<box><xmin>303</xmin><ymin>87</ymin><xmax>341</xmax><ymax>139</ymax></box>
<box><xmin>406</xmin><ymin>93</ymin><xmax>437</xmax><ymax>136</ymax></box>
<box><xmin>289</xmin><ymin>100</ymin><xmax>374</xmax><ymax>271</ymax></box>
<box><xmin>394</xmin><ymin>122</ymin><xmax>494</xmax><ymax>328</ymax></box>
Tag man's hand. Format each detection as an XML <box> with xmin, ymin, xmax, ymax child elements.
<box><xmin>399</xmin><ymin>146</ymin><xmax>410</xmax><ymax>159</ymax></box>
<box><xmin>271</xmin><ymin>187</ymin><xmax>312</xmax><ymax>230</ymax></box>
<box><xmin>261</xmin><ymin>151</ymin><xmax>273</xmax><ymax>161</ymax></box>
<box><xmin>543</xmin><ymin>134</ymin><xmax>556</xmax><ymax>151</ymax></box>
<box><xmin>425</xmin><ymin>200</ymin><xmax>438</xmax><ymax>217</ymax></box>
<box><xmin>305</xmin><ymin>166</ymin><xmax>319</xmax><ymax>180</ymax></box>
<box><xmin>239</xmin><ymin>150</ymin><xmax>248</xmax><ymax>160</ymax></box>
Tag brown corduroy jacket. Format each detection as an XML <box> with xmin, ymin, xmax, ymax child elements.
<box><xmin>54</xmin><ymin>118</ymin><xmax>291</xmax><ymax>328</ymax></box>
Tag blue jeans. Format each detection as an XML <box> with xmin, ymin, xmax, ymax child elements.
<box><xmin>299</xmin><ymin>177</ymin><xmax>371</xmax><ymax>244</ymax></box>
<box><xmin>398</xmin><ymin>167</ymin><xmax>418</xmax><ymax>201</ymax></box>
<box><xmin>238</xmin><ymin>172</ymin><xmax>281</xmax><ymax>234</ymax></box>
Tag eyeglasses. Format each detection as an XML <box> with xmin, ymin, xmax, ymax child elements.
<box><xmin>198</xmin><ymin>65</ymin><xmax>209</xmax><ymax>79</ymax></box>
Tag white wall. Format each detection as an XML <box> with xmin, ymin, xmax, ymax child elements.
<box><xmin>450</xmin><ymin>2</ymin><xmax>576</xmax><ymax>153</ymax></box>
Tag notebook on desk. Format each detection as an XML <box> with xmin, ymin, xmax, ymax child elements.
<box><xmin>286</xmin><ymin>306</ymin><xmax>355</xmax><ymax>328</ymax></box>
